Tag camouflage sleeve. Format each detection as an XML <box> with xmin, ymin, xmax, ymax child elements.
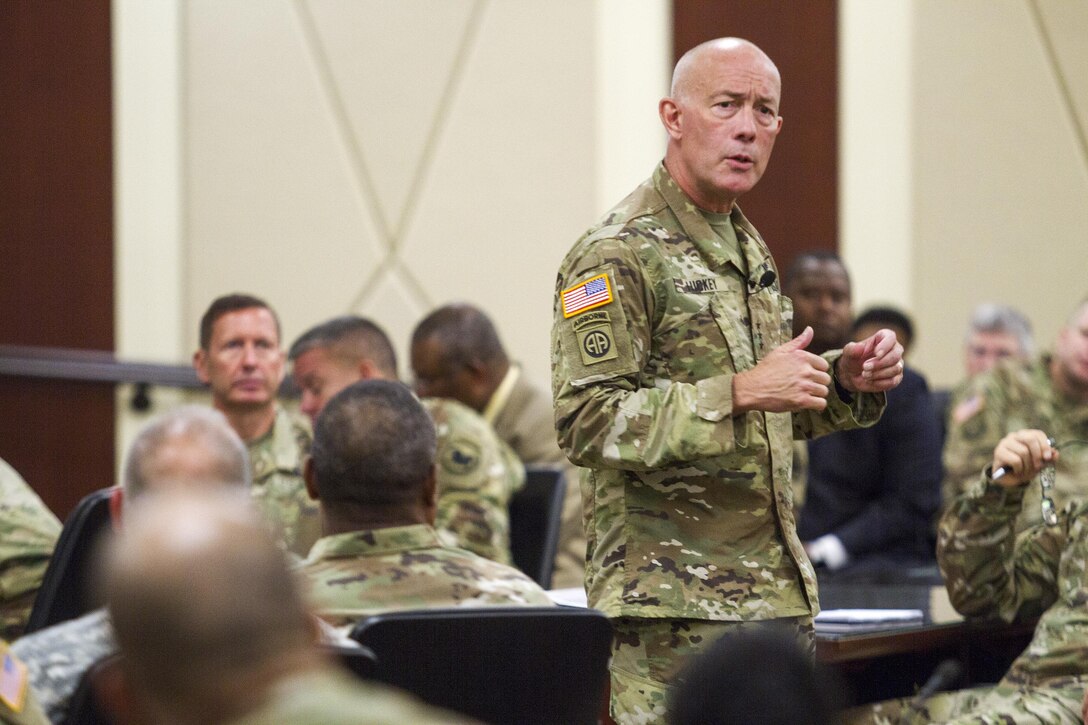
<box><xmin>791</xmin><ymin>349</ymin><xmax>886</xmax><ymax>441</ymax></box>
<box><xmin>937</xmin><ymin>476</ymin><xmax>1062</xmax><ymax>622</ymax></box>
<box><xmin>552</xmin><ymin>240</ymin><xmax>742</xmax><ymax>472</ymax></box>
<box><xmin>429</xmin><ymin>400</ymin><xmax>525</xmax><ymax>565</ymax></box>
<box><xmin>0</xmin><ymin>459</ymin><xmax>62</xmax><ymax>640</ymax></box>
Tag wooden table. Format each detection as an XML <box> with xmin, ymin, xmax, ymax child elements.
<box><xmin>815</xmin><ymin>581</ymin><xmax>1035</xmax><ymax>703</ymax></box>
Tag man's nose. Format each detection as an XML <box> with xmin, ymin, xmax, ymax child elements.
<box><xmin>733</xmin><ymin>106</ymin><xmax>757</xmax><ymax>139</ymax></box>
<box><xmin>241</xmin><ymin>344</ymin><xmax>259</xmax><ymax>366</ymax></box>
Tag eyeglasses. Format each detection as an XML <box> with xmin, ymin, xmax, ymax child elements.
<box><xmin>1039</xmin><ymin>439</ymin><xmax>1088</xmax><ymax>526</ymax></box>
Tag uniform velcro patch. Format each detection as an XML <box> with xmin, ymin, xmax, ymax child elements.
<box><xmin>561</xmin><ymin>273</ymin><xmax>613</xmax><ymax>318</ymax></box>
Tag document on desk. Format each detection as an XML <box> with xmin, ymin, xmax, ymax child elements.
<box><xmin>815</xmin><ymin>608</ymin><xmax>924</xmax><ymax>633</ymax></box>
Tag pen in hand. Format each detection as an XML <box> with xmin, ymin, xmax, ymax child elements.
<box><xmin>991</xmin><ymin>437</ymin><xmax>1056</xmax><ymax>481</ymax></box>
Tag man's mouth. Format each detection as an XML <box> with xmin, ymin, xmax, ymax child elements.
<box><xmin>726</xmin><ymin>154</ymin><xmax>754</xmax><ymax>168</ymax></box>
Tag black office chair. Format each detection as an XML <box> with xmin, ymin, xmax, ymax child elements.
<box><xmin>509</xmin><ymin>465</ymin><xmax>566</xmax><ymax>589</ymax></box>
<box><xmin>350</xmin><ymin>606</ymin><xmax>612</xmax><ymax>725</ymax></box>
<box><xmin>25</xmin><ymin>487</ymin><xmax>115</xmax><ymax>634</ymax></box>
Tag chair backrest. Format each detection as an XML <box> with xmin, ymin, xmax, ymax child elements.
<box><xmin>350</xmin><ymin>606</ymin><xmax>612</xmax><ymax>725</ymax></box>
<box><xmin>509</xmin><ymin>465</ymin><xmax>566</xmax><ymax>589</ymax></box>
<box><xmin>25</xmin><ymin>487</ymin><xmax>114</xmax><ymax>634</ymax></box>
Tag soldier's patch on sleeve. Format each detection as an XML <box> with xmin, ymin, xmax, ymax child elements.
<box><xmin>573</xmin><ymin>311</ymin><xmax>619</xmax><ymax>366</ymax></box>
<box><xmin>952</xmin><ymin>394</ymin><xmax>984</xmax><ymax>424</ymax></box>
<box><xmin>440</xmin><ymin>437</ymin><xmax>482</xmax><ymax>476</ymax></box>
<box><xmin>561</xmin><ymin>273</ymin><xmax>613</xmax><ymax>318</ymax></box>
<box><xmin>557</xmin><ymin>266</ymin><xmax>639</xmax><ymax>385</ymax></box>
<box><xmin>0</xmin><ymin>647</ymin><xmax>28</xmax><ymax>713</ymax></box>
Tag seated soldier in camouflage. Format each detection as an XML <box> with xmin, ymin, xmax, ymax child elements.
<box><xmin>298</xmin><ymin>379</ymin><xmax>553</xmax><ymax>631</ymax></box>
<box><xmin>193</xmin><ymin>294</ymin><xmax>318</xmax><ymax>557</ymax></box>
<box><xmin>290</xmin><ymin>315</ymin><xmax>524</xmax><ymax>565</ymax></box>
<box><xmin>848</xmin><ymin>430</ymin><xmax>1087</xmax><ymax>724</ymax></box>
<box><xmin>0</xmin><ymin>458</ymin><xmax>61</xmax><ymax>641</ymax></box>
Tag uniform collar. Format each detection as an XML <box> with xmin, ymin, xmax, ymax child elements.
<box><xmin>653</xmin><ymin>162</ymin><xmax>775</xmax><ymax>281</ymax></box>
<box><xmin>303</xmin><ymin>523</ymin><xmax>443</xmax><ymax>562</ymax></box>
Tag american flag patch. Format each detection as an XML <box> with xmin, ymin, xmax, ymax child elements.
<box><xmin>562</xmin><ymin>273</ymin><xmax>613</xmax><ymax>318</ymax></box>
<box><xmin>0</xmin><ymin>650</ymin><xmax>27</xmax><ymax>713</ymax></box>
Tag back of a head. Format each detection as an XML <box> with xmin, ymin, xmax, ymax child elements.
<box><xmin>122</xmin><ymin>405</ymin><xmax>250</xmax><ymax>500</ymax></box>
<box><xmin>668</xmin><ymin>627</ymin><xmax>843</xmax><ymax>725</ymax></box>
<box><xmin>288</xmin><ymin>314</ymin><xmax>398</xmax><ymax>378</ymax></box>
<box><xmin>102</xmin><ymin>490</ymin><xmax>313</xmax><ymax>723</ymax></box>
<box><xmin>852</xmin><ymin>305</ymin><xmax>915</xmax><ymax>350</ymax></box>
<box><xmin>310</xmin><ymin>379</ymin><xmax>437</xmax><ymax>508</ymax></box>
<box><xmin>411</xmin><ymin>303</ymin><xmax>507</xmax><ymax>368</ymax></box>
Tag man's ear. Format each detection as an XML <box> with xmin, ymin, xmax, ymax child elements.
<box><xmin>193</xmin><ymin>349</ymin><xmax>210</xmax><ymax>384</ymax></box>
<box><xmin>94</xmin><ymin>657</ymin><xmax>147</xmax><ymax>725</ymax></box>
<box><xmin>108</xmin><ymin>486</ymin><xmax>124</xmax><ymax>531</ymax></box>
<box><xmin>421</xmin><ymin>465</ymin><xmax>437</xmax><ymax>526</ymax></box>
<box><xmin>659</xmin><ymin>97</ymin><xmax>682</xmax><ymax>140</ymax></box>
<box><xmin>303</xmin><ymin>456</ymin><xmax>319</xmax><ymax>501</ymax></box>
<box><xmin>357</xmin><ymin>359</ymin><xmax>381</xmax><ymax>381</ymax></box>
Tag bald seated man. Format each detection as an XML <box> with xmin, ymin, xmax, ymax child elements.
<box><xmin>99</xmin><ymin>490</ymin><xmax>467</xmax><ymax>725</ymax></box>
<box><xmin>289</xmin><ymin>315</ymin><xmax>524</xmax><ymax>565</ymax></box>
<box><xmin>298</xmin><ymin>380</ymin><xmax>553</xmax><ymax>631</ymax></box>
<box><xmin>12</xmin><ymin>406</ymin><xmax>252</xmax><ymax>723</ymax></box>
<box><xmin>411</xmin><ymin>303</ymin><xmax>587</xmax><ymax>589</ymax></box>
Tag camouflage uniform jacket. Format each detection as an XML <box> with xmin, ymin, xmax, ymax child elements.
<box><xmin>10</xmin><ymin>608</ymin><xmax>115</xmax><ymax>724</ymax></box>
<box><xmin>942</xmin><ymin>355</ymin><xmax>1088</xmax><ymax>531</ymax></box>
<box><xmin>425</xmin><ymin>398</ymin><xmax>524</xmax><ymax>565</ymax></box>
<box><xmin>938</xmin><ymin>477</ymin><xmax>1088</xmax><ymax>686</ymax></box>
<box><xmin>248</xmin><ymin>405</ymin><xmax>319</xmax><ymax>557</ymax></box>
<box><xmin>484</xmin><ymin>365</ymin><xmax>587</xmax><ymax>588</ymax></box>
<box><xmin>297</xmin><ymin>524</ymin><xmax>554</xmax><ymax>630</ymax></box>
<box><xmin>227</xmin><ymin>665</ymin><xmax>476</xmax><ymax>725</ymax></box>
<box><xmin>551</xmin><ymin>163</ymin><xmax>885</xmax><ymax>621</ymax></box>
<box><xmin>0</xmin><ymin>459</ymin><xmax>61</xmax><ymax>641</ymax></box>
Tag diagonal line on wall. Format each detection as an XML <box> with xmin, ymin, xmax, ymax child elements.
<box><xmin>292</xmin><ymin>0</ymin><xmax>394</xmax><ymax>300</ymax></box>
<box><xmin>349</xmin><ymin>0</ymin><xmax>489</xmax><ymax>313</ymax></box>
<box><xmin>1026</xmin><ymin>0</ymin><xmax>1088</xmax><ymax>170</ymax></box>
<box><xmin>292</xmin><ymin>0</ymin><xmax>489</xmax><ymax>313</ymax></box>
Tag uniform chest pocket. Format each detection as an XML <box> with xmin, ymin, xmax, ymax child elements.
<box><xmin>709</xmin><ymin>292</ymin><xmax>757</xmax><ymax>372</ymax></box>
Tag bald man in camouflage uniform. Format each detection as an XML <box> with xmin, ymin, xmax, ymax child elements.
<box><xmin>0</xmin><ymin>459</ymin><xmax>61</xmax><ymax>641</ymax></box>
<box><xmin>942</xmin><ymin>299</ymin><xmax>1088</xmax><ymax>531</ymax></box>
<box><xmin>552</xmin><ymin>38</ymin><xmax>903</xmax><ymax>723</ymax></box>
<box><xmin>290</xmin><ymin>315</ymin><xmax>524</xmax><ymax>565</ymax></box>
<box><xmin>850</xmin><ymin>430</ymin><xmax>1088</xmax><ymax>724</ymax></box>
<box><xmin>298</xmin><ymin>380</ymin><xmax>551</xmax><ymax>631</ymax></box>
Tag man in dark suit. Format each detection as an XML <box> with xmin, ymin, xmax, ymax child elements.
<box><xmin>785</xmin><ymin>252</ymin><xmax>942</xmax><ymax>577</ymax></box>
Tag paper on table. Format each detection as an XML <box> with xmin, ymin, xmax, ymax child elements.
<box><xmin>815</xmin><ymin>608</ymin><xmax>924</xmax><ymax>624</ymax></box>
<box><xmin>546</xmin><ymin>587</ymin><xmax>589</xmax><ymax>608</ymax></box>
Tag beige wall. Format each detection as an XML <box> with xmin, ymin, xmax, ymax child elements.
<box><xmin>843</xmin><ymin>0</ymin><xmax>1088</xmax><ymax>387</ymax></box>
<box><xmin>114</xmin><ymin>1</ymin><xmax>1088</xmax><ymax>465</ymax></box>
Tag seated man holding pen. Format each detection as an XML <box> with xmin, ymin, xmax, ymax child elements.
<box><xmin>849</xmin><ymin>430</ymin><xmax>1087</xmax><ymax>724</ymax></box>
